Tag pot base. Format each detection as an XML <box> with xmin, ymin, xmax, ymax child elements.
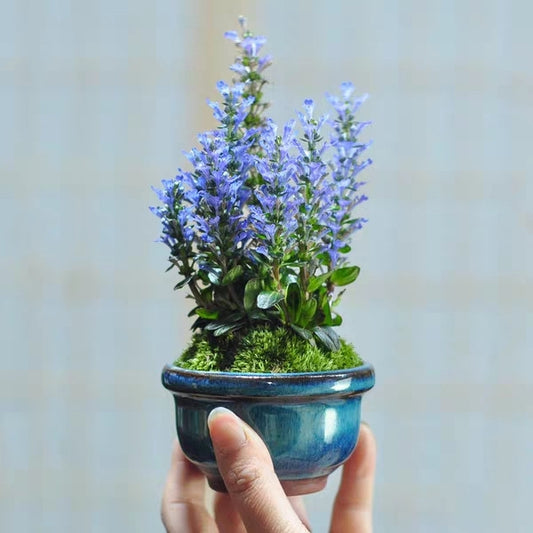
<box><xmin>207</xmin><ymin>473</ymin><xmax>329</xmax><ymax>496</ymax></box>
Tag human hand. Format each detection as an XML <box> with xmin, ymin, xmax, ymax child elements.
<box><xmin>161</xmin><ymin>407</ymin><xmax>376</xmax><ymax>532</ymax></box>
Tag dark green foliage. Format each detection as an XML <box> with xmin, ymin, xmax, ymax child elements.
<box><xmin>177</xmin><ymin>326</ymin><xmax>363</xmax><ymax>373</ymax></box>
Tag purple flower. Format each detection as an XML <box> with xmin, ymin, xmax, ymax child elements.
<box><xmin>241</xmin><ymin>35</ymin><xmax>267</xmax><ymax>57</ymax></box>
<box><xmin>224</xmin><ymin>19</ymin><xmax>267</xmax><ymax>59</ymax></box>
<box><xmin>151</xmin><ymin>19</ymin><xmax>373</xmax><ymax>335</ymax></box>
<box><xmin>318</xmin><ymin>84</ymin><xmax>373</xmax><ymax>266</ymax></box>
<box><xmin>224</xmin><ymin>30</ymin><xmax>239</xmax><ymax>42</ymax></box>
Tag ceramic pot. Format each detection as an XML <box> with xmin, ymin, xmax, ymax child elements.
<box><xmin>161</xmin><ymin>363</ymin><xmax>375</xmax><ymax>496</ymax></box>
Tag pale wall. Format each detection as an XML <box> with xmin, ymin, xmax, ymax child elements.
<box><xmin>1</xmin><ymin>1</ymin><xmax>532</xmax><ymax>531</ymax></box>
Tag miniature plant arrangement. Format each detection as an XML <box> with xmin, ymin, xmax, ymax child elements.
<box><xmin>155</xmin><ymin>18</ymin><xmax>375</xmax><ymax>495</ymax></box>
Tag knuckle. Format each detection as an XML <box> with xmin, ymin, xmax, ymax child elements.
<box><xmin>225</xmin><ymin>459</ymin><xmax>263</xmax><ymax>494</ymax></box>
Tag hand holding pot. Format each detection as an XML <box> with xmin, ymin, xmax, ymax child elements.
<box><xmin>161</xmin><ymin>407</ymin><xmax>376</xmax><ymax>533</ymax></box>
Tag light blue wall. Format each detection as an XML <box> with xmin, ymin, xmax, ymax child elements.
<box><xmin>1</xmin><ymin>1</ymin><xmax>532</xmax><ymax>531</ymax></box>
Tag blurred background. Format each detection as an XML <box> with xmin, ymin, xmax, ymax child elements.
<box><xmin>1</xmin><ymin>0</ymin><xmax>532</xmax><ymax>531</ymax></box>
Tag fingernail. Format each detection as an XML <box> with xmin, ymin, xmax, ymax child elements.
<box><xmin>208</xmin><ymin>407</ymin><xmax>247</xmax><ymax>450</ymax></box>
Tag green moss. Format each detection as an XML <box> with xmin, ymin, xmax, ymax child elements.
<box><xmin>176</xmin><ymin>326</ymin><xmax>363</xmax><ymax>373</ymax></box>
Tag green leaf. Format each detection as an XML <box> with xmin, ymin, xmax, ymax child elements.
<box><xmin>331</xmin><ymin>289</ymin><xmax>346</xmax><ymax>308</ymax></box>
<box><xmin>308</xmin><ymin>272</ymin><xmax>332</xmax><ymax>293</ymax></box>
<box><xmin>299</xmin><ymin>298</ymin><xmax>317</xmax><ymax>327</ymax></box>
<box><xmin>316</xmin><ymin>252</ymin><xmax>331</xmax><ymax>265</ymax></box>
<box><xmin>330</xmin><ymin>314</ymin><xmax>343</xmax><ymax>326</ymax></box>
<box><xmin>321</xmin><ymin>298</ymin><xmax>333</xmax><ymax>324</ymax></box>
<box><xmin>190</xmin><ymin>317</ymin><xmax>208</xmax><ymax>330</ymax></box>
<box><xmin>290</xmin><ymin>324</ymin><xmax>316</xmax><ymax>346</ymax></box>
<box><xmin>322</xmin><ymin>325</ymin><xmax>341</xmax><ymax>345</ymax></box>
<box><xmin>200</xmin><ymin>286</ymin><xmax>214</xmax><ymax>305</ymax></box>
<box><xmin>223</xmin><ymin>312</ymin><xmax>246</xmax><ymax>324</ymax></box>
<box><xmin>173</xmin><ymin>276</ymin><xmax>192</xmax><ymax>290</ymax></box>
<box><xmin>321</xmin><ymin>298</ymin><xmax>343</xmax><ymax>326</ymax></box>
<box><xmin>338</xmin><ymin>244</ymin><xmax>351</xmax><ymax>254</ymax></box>
<box><xmin>244</xmin><ymin>278</ymin><xmax>262</xmax><ymax>311</ymax></box>
<box><xmin>248</xmin><ymin>310</ymin><xmax>268</xmax><ymax>321</ymax></box>
<box><xmin>313</xmin><ymin>326</ymin><xmax>341</xmax><ymax>351</ymax></box>
<box><xmin>316</xmin><ymin>286</ymin><xmax>328</xmax><ymax>309</ymax></box>
<box><xmin>221</xmin><ymin>265</ymin><xmax>243</xmax><ymax>286</ymax></box>
<box><xmin>257</xmin><ymin>290</ymin><xmax>285</xmax><ymax>310</ymax></box>
<box><xmin>197</xmin><ymin>270</ymin><xmax>210</xmax><ymax>284</ymax></box>
<box><xmin>213</xmin><ymin>323</ymin><xmax>242</xmax><ymax>336</ymax></box>
<box><xmin>166</xmin><ymin>257</ymin><xmax>181</xmax><ymax>272</ymax></box>
<box><xmin>195</xmin><ymin>308</ymin><xmax>219</xmax><ymax>319</ymax></box>
<box><xmin>205</xmin><ymin>267</ymin><xmax>223</xmax><ymax>285</ymax></box>
<box><xmin>286</xmin><ymin>283</ymin><xmax>302</xmax><ymax>323</ymax></box>
<box><xmin>205</xmin><ymin>312</ymin><xmax>245</xmax><ymax>331</ymax></box>
<box><xmin>330</xmin><ymin>266</ymin><xmax>360</xmax><ymax>286</ymax></box>
<box><xmin>280</xmin><ymin>268</ymin><xmax>299</xmax><ymax>286</ymax></box>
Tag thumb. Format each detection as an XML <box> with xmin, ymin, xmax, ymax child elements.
<box><xmin>208</xmin><ymin>407</ymin><xmax>309</xmax><ymax>533</ymax></box>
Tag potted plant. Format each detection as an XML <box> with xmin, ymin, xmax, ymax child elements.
<box><xmin>152</xmin><ymin>17</ymin><xmax>375</xmax><ymax>496</ymax></box>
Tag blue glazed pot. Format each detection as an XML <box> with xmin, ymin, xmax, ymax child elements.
<box><xmin>162</xmin><ymin>363</ymin><xmax>375</xmax><ymax>495</ymax></box>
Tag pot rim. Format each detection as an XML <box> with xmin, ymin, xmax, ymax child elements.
<box><xmin>162</xmin><ymin>362</ymin><xmax>375</xmax><ymax>398</ymax></box>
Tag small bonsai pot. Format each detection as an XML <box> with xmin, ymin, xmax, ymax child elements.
<box><xmin>162</xmin><ymin>362</ymin><xmax>375</xmax><ymax>495</ymax></box>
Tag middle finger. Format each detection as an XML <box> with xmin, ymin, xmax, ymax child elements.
<box><xmin>289</xmin><ymin>496</ymin><xmax>311</xmax><ymax>531</ymax></box>
<box><xmin>214</xmin><ymin>491</ymin><xmax>247</xmax><ymax>533</ymax></box>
